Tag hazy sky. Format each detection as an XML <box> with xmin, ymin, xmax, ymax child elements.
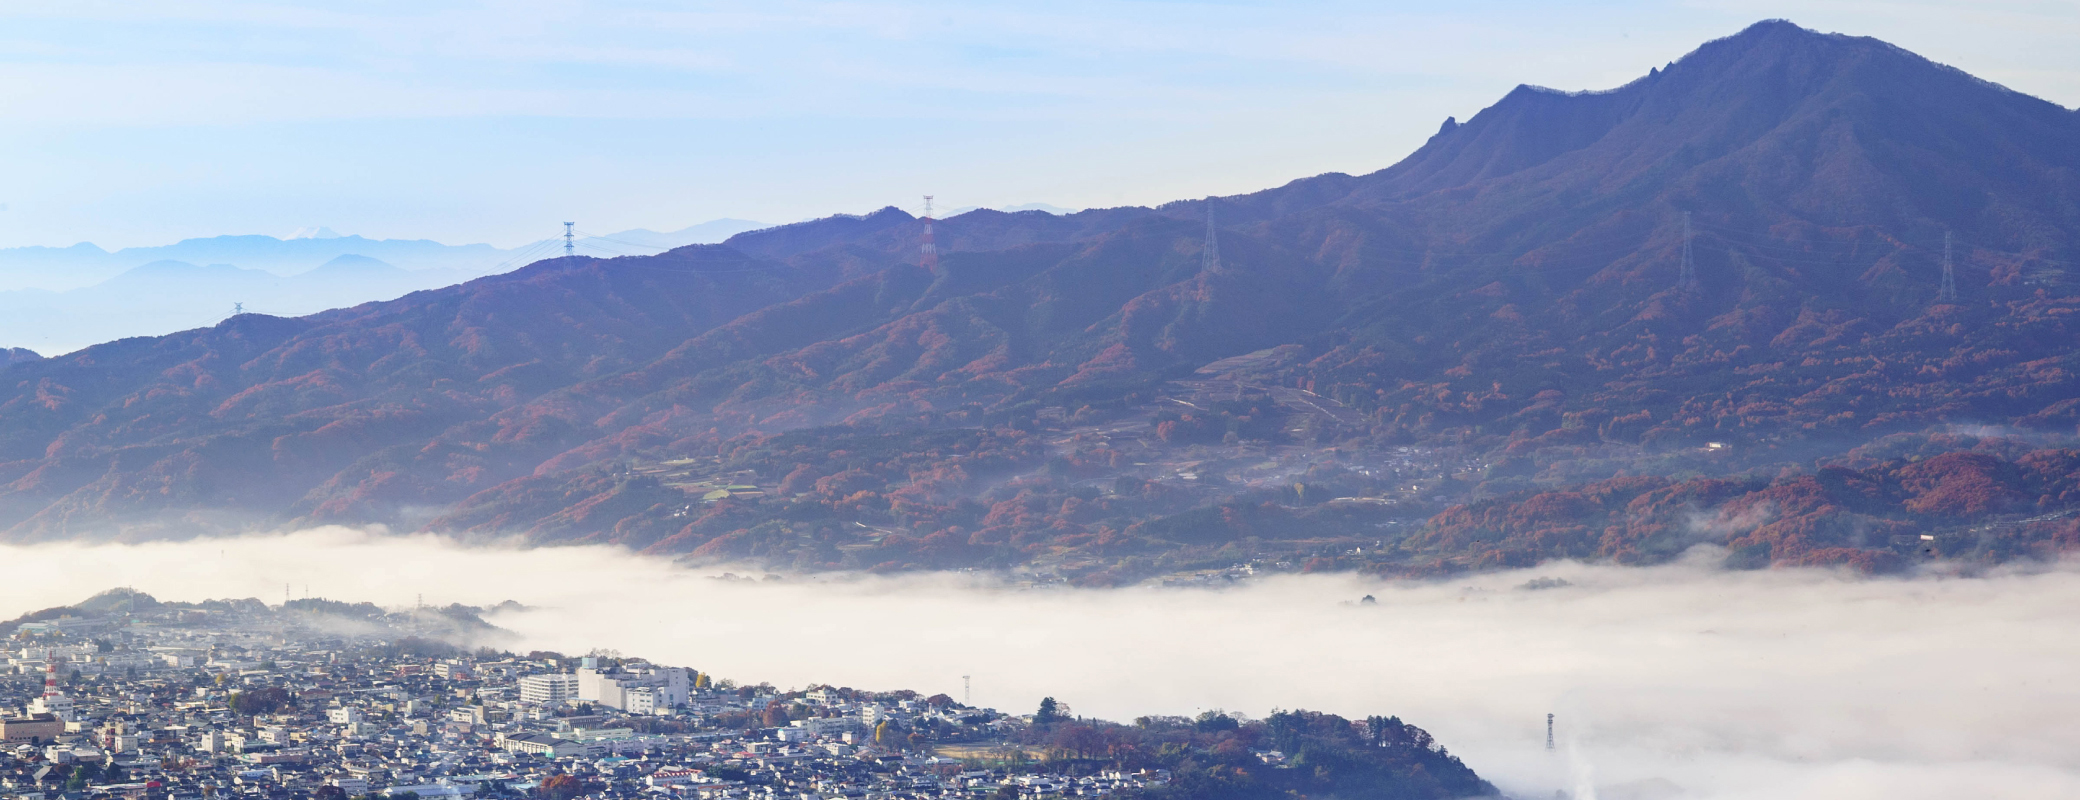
<box><xmin>2</xmin><ymin>1</ymin><xmax>2077</xmax><ymax>249</ymax></box>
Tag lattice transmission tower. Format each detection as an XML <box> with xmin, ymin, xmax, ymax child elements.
<box><xmin>1676</xmin><ymin>212</ymin><xmax>1698</xmax><ymax>292</ymax></box>
<box><xmin>1938</xmin><ymin>230</ymin><xmax>1958</xmax><ymax>302</ymax></box>
<box><xmin>920</xmin><ymin>196</ymin><xmax>940</xmax><ymax>273</ymax></box>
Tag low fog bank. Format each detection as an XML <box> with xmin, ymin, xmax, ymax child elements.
<box><xmin>0</xmin><ymin>528</ymin><xmax>2074</xmax><ymax>799</ymax></box>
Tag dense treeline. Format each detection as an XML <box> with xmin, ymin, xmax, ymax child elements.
<box><xmin>1011</xmin><ymin>710</ymin><xmax>1496</xmax><ymax>800</ymax></box>
<box><xmin>1415</xmin><ymin>431</ymin><xmax>2080</xmax><ymax>572</ymax></box>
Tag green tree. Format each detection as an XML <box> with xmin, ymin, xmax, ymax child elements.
<box><xmin>1035</xmin><ymin>697</ymin><xmax>1062</xmax><ymax>725</ymax></box>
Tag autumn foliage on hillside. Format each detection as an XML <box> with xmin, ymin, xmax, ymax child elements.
<box><xmin>425</xmin><ymin>417</ymin><xmax>1436</xmax><ymax>580</ymax></box>
<box><xmin>1415</xmin><ymin>433</ymin><xmax>2080</xmax><ymax>573</ymax></box>
<box><xmin>0</xmin><ymin>22</ymin><xmax>2076</xmax><ymax>582</ymax></box>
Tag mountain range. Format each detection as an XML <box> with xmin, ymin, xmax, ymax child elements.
<box><xmin>1</xmin><ymin>21</ymin><xmax>2077</xmax><ymax>576</ymax></box>
<box><xmin>0</xmin><ymin>218</ymin><xmax>770</xmax><ymax>292</ymax></box>
<box><xmin>0</xmin><ymin>220</ymin><xmax>769</xmax><ymax>354</ymax></box>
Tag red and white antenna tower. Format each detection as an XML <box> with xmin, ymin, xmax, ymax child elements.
<box><xmin>43</xmin><ymin>650</ymin><xmax>58</xmax><ymax>699</ymax></box>
<box><xmin>920</xmin><ymin>196</ymin><xmax>940</xmax><ymax>274</ymax></box>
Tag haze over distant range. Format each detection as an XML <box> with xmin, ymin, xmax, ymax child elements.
<box><xmin>0</xmin><ymin>218</ymin><xmax>770</xmax><ymax>354</ymax></box>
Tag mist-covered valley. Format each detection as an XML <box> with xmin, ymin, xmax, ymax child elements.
<box><xmin>1</xmin><ymin>16</ymin><xmax>2077</xmax><ymax>800</ymax></box>
<box><xmin>1</xmin><ymin>528</ymin><xmax>2074</xmax><ymax>799</ymax></box>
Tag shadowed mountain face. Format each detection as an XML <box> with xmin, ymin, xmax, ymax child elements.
<box><xmin>3</xmin><ymin>21</ymin><xmax>2079</xmax><ymax>575</ymax></box>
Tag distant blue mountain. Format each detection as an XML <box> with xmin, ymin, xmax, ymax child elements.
<box><xmin>0</xmin><ymin>219</ymin><xmax>771</xmax><ymax>292</ymax></box>
<box><xmin>0</xmin><ymin>219</ymin><xmax>771</xmax><ymax>352</ymax></box>
<box><xmin>948</xmin><ymin>202</ymin><xmax>1079</xmax><ymax>216</ymax></box>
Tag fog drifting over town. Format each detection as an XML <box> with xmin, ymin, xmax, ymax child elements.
<box><xmin>0</xmin><ymin>528</ymin><xmax>2073</xmax><ymax>799</ymax></box>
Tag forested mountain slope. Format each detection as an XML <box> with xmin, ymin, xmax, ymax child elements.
<box><xmin>3</xmin><ymin>21</ymin><xmax>2078</xmax><ymax>577</ymax></box>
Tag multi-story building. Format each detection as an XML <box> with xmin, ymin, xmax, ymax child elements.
<box><xmin>0</xmin><ymin>713</ymin><xmax>63</xmax><ymax>743</ymax></box>
<box><xmin>517</xmin><ymin>674</ymin><xmax>579</xmax><ymax>705</ymax></box>
<box><xmin>576</xmin><ymin>666</ymin><xmax>687</xmax><ymax>712</ymax></box>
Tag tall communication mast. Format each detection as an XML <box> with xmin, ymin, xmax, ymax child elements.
<box><xmin>1938</xmin><ymin>230</ymin><xmax>1958</xmax><ymax>302</ymax></box>
<box><xmin>1546</xmin><ymin>713</ymin><xmax>1555</xmax><ymax>751</ymax></box>
<box><xmin>1202</xmin><ymin>201</ymin><xmax>1222</xmax><ymax>273</ymax></box>
<box><xmin>962</xmin><ymin>675</ymin><xmax>971</xmax><ymax>706</ymax></box>
<box><xmin>563</xmin><ymin>222</ymin><xmax>576</xmax><ymax>258</ymax></box>
<box><xmin>920</xmin><ymin>196</ymin><xmax>940</xmax><ymax>273</ymax></box>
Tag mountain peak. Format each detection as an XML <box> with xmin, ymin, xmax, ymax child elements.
<box><xmin>309</xmin><ymin>254</ymin><xmax>400</xmax><ymax>275</ymax></box>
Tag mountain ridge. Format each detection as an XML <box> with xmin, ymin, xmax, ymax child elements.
<box><xmin>1</xmin><ymin>21</ymin><xmax>2077</xmax><ymax>578</ymax></box>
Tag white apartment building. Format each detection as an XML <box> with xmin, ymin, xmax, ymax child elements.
<box><xmin>576</xmin><ymin>666</ymin><xmax>688</xmax><ymax>712</ymax></box>
<box><xmin>623</xmin><ymin>687</ymin><xmax>661</xmax><ymax>715</ymax></box>
<box><xmin>518</xmin><ymin>674</ymin><xmax>580</xmax><ymax>705</ymax></box>
<box><xmin>794</xmin><ymin>717</ymin><xmax>854</xmax><ymax>736</ymax></box>
<box><xmin>434</xmin><ymin>661</ymin><xmax>472</xmax><ymax>680</ymax></box>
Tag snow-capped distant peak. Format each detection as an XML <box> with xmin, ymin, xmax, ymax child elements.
<box><xmin>287</xmin><ymin>226</ymin><xmax>343</xmax><ymax>240</ymax></box>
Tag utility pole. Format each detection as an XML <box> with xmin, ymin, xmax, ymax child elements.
<box><xmin>1938</xmin><ymin>230</ymin><xmax>1958</xmax><ymax>302</ymax></box>
<box><xmin>1202</xmin><ymin>200</ymin><xmax>1221</xmax><ymax>273</ymax></box>
<box><xmin>1677</xmin><ymin>211</ymin><xmax>1697</xmax><ymax>292</ymax></box>
<box><xmin>920</xmin><ymin>196</ymin><xmax>940</xmax><ymax>273</ymax></box>
<box><xmin>563</xmin><ymin>222</ymin><xmax>576</xmax><ymax>258</ymax></box>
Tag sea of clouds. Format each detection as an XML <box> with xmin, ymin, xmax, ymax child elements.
<box><xmin>0</xmin><ymin>527</ymin><xmax>2073</xmax><ymax>799</ymax></box>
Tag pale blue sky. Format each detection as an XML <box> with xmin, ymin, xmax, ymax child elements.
<box><xmin>2</xmin><ymin>0</ymin><xmax>2077</xmax><ymax>249</ymax></box>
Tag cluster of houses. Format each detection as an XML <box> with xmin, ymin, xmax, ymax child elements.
<box><xmin>0</xmin><ymin>596</ymin><xmax>1166</xmax><ymax>800</ymax></box>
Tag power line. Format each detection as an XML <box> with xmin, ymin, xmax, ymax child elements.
<box><xmin>572</xmin><ymin>230</ymin><xmax>677</xmax><ymax>251</ymax></box>
<box><xmin>1691</xmin><ymin>219</ymin><xmax>2076</xmax><ymax>266</ymax></box>
<box><xmin>482</xmin><ymin>237</ymin><xmax>568</xmax><ymax>273</ymax></box>
<box><xmin>491</xmin><ymin>213</ymin><xmax>2066</xmax><ymax>303</ymax></box>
